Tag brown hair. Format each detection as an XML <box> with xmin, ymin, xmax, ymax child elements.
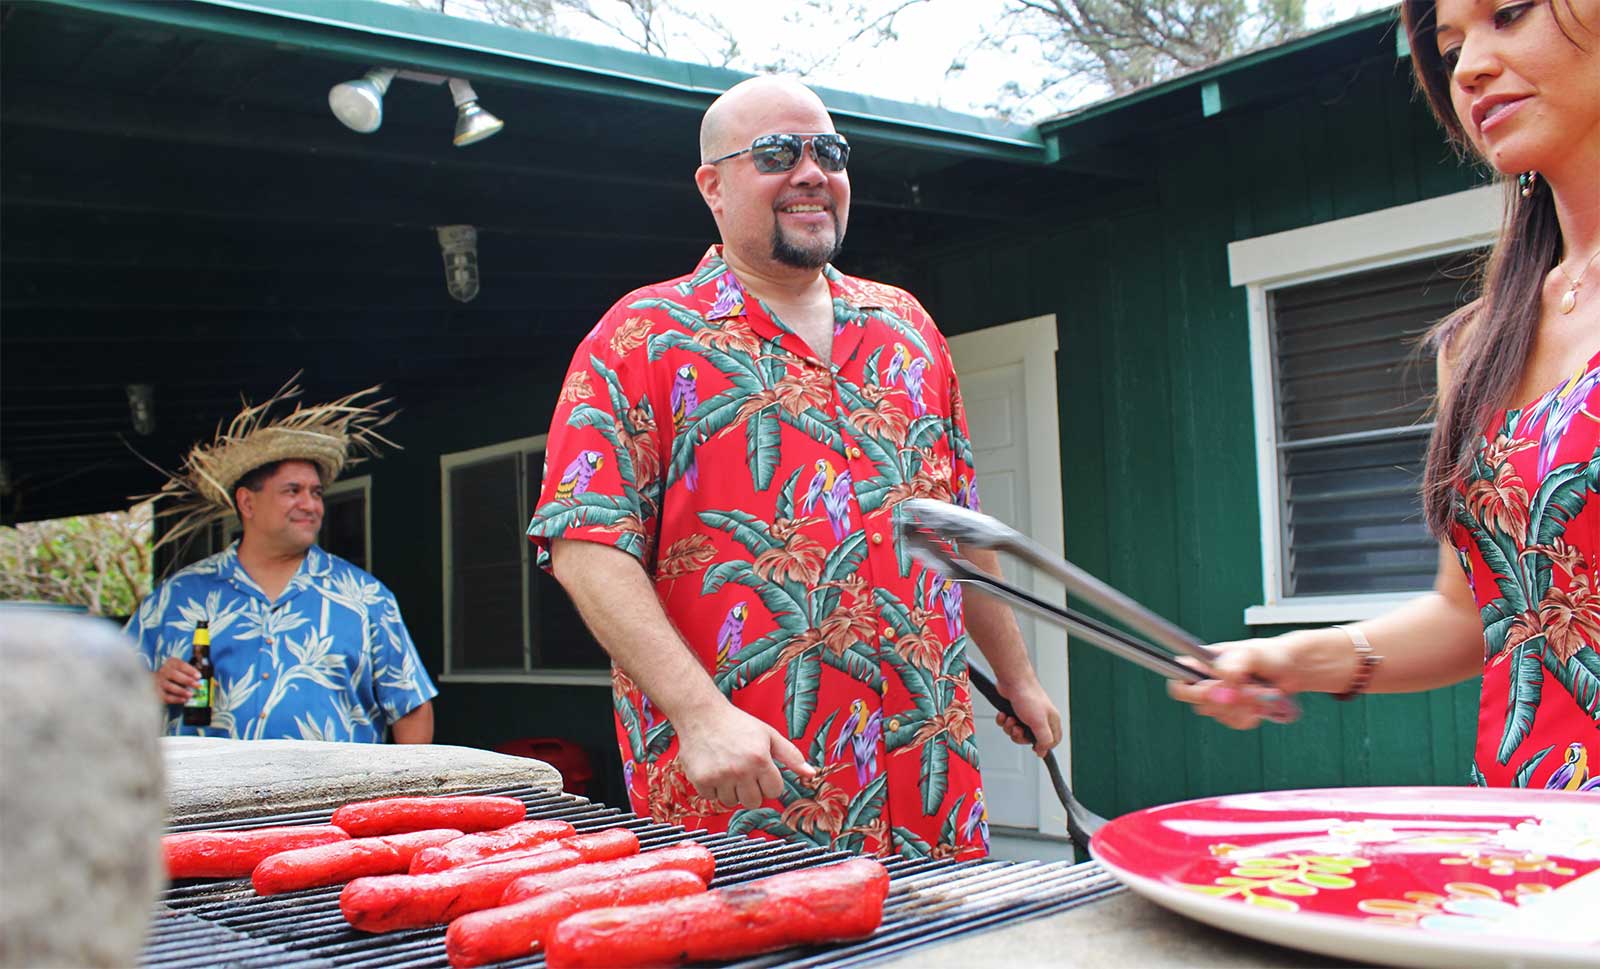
<box><xmin>1401</xmin><ymin>0</ymin><xmax>1586</xmax><ymax>537</ymax></box>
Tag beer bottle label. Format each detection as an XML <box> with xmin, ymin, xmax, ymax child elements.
<box><xmin>185</xmin><ymin>679</ymin><xmax>212</xmax><ymax>709</ymax></box>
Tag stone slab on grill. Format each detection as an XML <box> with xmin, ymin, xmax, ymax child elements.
<box><xmin>144</xmin><ymin>784</ymin><xmax>1122</xmax><ymax>969</ymax></box>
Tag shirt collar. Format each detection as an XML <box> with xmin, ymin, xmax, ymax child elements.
<box><xmin>222</xmin><ymin>541</ymin><xmax>330</xmax><ymax>601</ymax></box>
<box><xmin>693</xmin><ymin>245</ymin><xmax>884</xmax><ymax>322</ymax></box>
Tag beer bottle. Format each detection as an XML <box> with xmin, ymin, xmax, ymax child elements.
<box><xmin>182</xmin><ymin>620</ymin><xmax>214</xmax><ymax>728</ymax></box>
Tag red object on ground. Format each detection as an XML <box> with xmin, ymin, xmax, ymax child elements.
<box><xmin>500</xmin><ymin>843</ymin><xmax>716</xmax><ymax>904</ymax></box>
<box><xmin>163</xmin><ymin>824</ymin><xmax>351</xmax><ymax>879</ymax></box>
<box><xmin>409</xmin><ymin>819</ymin><xmax>576</xmax><ymax>874</ymax></box>
<box><xmin>331</xmin><ymin>796</ymin><xmax>526</xmax><ymax>837</ymax></box>
<box><xmin>340</xmin><ymin>828</ymin><xmax>640</xmax><ymax>932</ymax></box>
<box><xmin>251</xmin><ymin>829</ymin><xmax>464</xmax><ymax>894</ymax></box>
<box><xmin>493</xmin><ymin>738</ymin><xmax>593</xmax><ymax>797</ymax></box>
<box><xmin>445</xmin><ymin>870</ymin><xmax>707</xmax><ymax>968</ymax></box>
<box><xmin>543</xmin><ymin>858</ymin><xmax>890</xmax><ymax>968</ymax></box>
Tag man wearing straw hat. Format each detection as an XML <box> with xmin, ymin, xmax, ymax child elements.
<box><xmin>124</xmin><ymin>382</ymin><xmax>437</xmax><ymax>743</ymax></box>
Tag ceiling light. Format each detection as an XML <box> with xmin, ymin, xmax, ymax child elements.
<box><xmin>448</xmin><ymin>78</ymin><xmax>504</xmax><ymax>147</ymax></box>
<box><xmin>328</xmin><ymin>67</ymin><xmax>397</xmax><ymax>134</ymax></box>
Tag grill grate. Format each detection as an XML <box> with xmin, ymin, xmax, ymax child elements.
<box><xmin>145</xmin><ymin>784</ymin><xmax>1121</xmax><ymax>968</ymax></box>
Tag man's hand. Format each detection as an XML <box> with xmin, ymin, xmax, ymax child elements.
<box><xmin>674</xmin><ymin>704</ymin><xmax>815</xmax><ymax>809</ymax></box>
<box><xmin>155</xmin><ymin>657</ymin><xmax>200</xmax><ymax>705</ymax></box>
<box><xmin>993</xmin><ymin>675</ymin><xmax>1062</xmax><ymax>757</ymax></box>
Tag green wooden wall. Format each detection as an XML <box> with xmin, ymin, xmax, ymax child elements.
<box><xmin>908</xmin><ymin>54</ymin><xmax>1489</xmax><ymax>820</ymax></box>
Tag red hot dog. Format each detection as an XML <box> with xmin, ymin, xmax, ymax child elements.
<box><xmin>340</xmin><ymin>828</ymin><xmax>640</xmax><ymax>932</ymax></box>
<box><xmin>331</xmin><ymin>796</ymin><xmax>525</xmax><ymax>836</ymax></box>
<box><xmin>409</xmin><ymin>818</ymin><xmax>576</xmax><ymax>873</ymax></box>
<box><xmin>543</xmin><ymin>858</ymin><xmax>890</xmax><ymax>968</ymax></box>
<box><xmin>500</xmin><ymin>842</ymin><xmax>716</xmax><ymax>904</ymax></box>
<box><xmin>446</xmin><ymin>870</ymin><xmax>707</xmax><ymax>968</ymax></box>
<box><xmin>163</xmin><ymin>824</ymin><xmax>350</xmax><ymax>879</ymax></box>
<box><xmin>251</xmin><ymin>828</ymin><xmax>464</xmax><ymax>895</ymax></box>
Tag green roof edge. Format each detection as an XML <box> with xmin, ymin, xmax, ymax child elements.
<box><xmin>41</xmin><ymin>0</ymin><xmax>1046</xmax><ymax>160</ymax></box>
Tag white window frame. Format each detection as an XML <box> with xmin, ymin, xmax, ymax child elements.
<box><xmin>1227</xmin><ymin>185</ymin><xmax>1500</xmax><ymax>626</ymax></box>
<box><xmin>323</xmin><ymin>474</ymin><xmax>372</xmax><ymax>568</ymax></box>
<box><xmin>439</xmin><ymin>433</ymin><xmax>609</xmax><ymax>686</ymax></box>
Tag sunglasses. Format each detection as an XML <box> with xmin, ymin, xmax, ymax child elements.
<box><xmin>708</xmin><ymin>132</ymin><xmax>850</xmax><ymax>174</ymax></box>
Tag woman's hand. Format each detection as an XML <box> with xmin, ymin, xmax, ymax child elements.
<box><xmin>1168</xmin><ymin>630</ymin><xmax>1358</xmax><ymax>730</ymax></box>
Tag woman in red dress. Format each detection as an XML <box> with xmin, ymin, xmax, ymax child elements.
<box><xmin>1171</xmin><ymin>0</ymin><xmax>1600</xmax><ymax>791</ymax></box>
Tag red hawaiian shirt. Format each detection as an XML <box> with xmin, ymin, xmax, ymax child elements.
<box><xmin>528</xmin><ymin>245</ymin><xmax>990</xmax><ymax>859</ymax></box>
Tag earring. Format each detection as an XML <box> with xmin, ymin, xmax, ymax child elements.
<box><xmin>1519</xmin><ymin>171</ymin><xmax>1538</xmax><ymax>198</ymax></box>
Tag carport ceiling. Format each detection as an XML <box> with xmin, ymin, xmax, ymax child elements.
<box><xmin>1</xmin><ymin>0</ymin><xmax>1068</xmax><ymax>523</ymax></box>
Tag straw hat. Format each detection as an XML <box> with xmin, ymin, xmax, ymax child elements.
<box><xmin>141</xmin><ymin>376</ymin><xmax>397</xmax><ymax>548</ymax></box>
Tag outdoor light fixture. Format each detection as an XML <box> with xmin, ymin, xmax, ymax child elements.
<box><xmin>125</xmin><ymin>383</ymin><xmax>156</xmax><ymax>436</ymax></box>
<box><xmin>328</xmin><ymin>66</ymin><xmax>397</xmax><ymax>133</ymax></box>
<box><xmin>448</xmin><ymin>78</ymin><xmax>504</xmax><ymax>146</ymax></box>
<box><xmin>437</xmin><ymin>225</ymin><xmax>480</xmax><ymax>303</ymax></box>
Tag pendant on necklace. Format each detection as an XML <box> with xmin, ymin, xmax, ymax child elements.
<box><xmin>1560</xmin><ymin>287</ymin><xmax>1578</xmax><ymax>314</ymax></box>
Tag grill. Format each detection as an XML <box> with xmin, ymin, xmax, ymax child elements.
<box><xmin>143</xmin><ymin>785</ymin><xmax>1123</xmax><ymax>968</ymax></box>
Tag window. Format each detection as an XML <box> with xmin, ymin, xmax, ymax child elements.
<box><xmin>440</xmin><ymin>435</ymin><xmax>608</xmax><ymax>683</ymax></box>
<box><xmin>1229</xmin><ymin>186</ymin><xmax>1500</xmax><ymax>624</ymax></box>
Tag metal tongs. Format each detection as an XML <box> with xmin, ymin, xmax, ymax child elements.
<box><xmin>898</xmin><ymin>498</ymin><xmax>1299</xmax><ymax>715</ymax></box>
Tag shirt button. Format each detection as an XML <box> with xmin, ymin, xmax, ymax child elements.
<box><xmin>880</xmin><ymin>626</ymin><xmax>894</xmax><ymax>641</ymax></box>
<box><xmin>848</xmin><ymin>446</ymin><xmax>863</xmax><ymax>459</ymax></box>
<box><xmin>264</xmin><ymin>636</ymin><xmax>274</xmax><ymax>645</ymax></box>
<box><xmin>261</xmin><ymin>672</ymin><xmax>269</xmax><ymax>680</ymax></box>
<box><xmin>258</xmin><ymin>713</ymin><xmax>267</xmax><ymax>720</ymax></box>
<box><xmin>888</xmin><ymin>718</ymin><xmax>901</xmax><ymax>732</ymax></box>
<box><xmin>871</xmin><ymin>532</ymin><xmax>883</xmax><ymax>546</ymax></box>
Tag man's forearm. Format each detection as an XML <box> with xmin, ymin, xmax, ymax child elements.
<box><xmin>549</xmin><ymin>538</ymin><xmax>727</xmax><ymax>723</ymax></box>
<box><xmin>391</xmin><ymin>701</ymin><xmax>434</xmax><ymax>743</ymax></box>
<box><xmin>960</xmin><ymin>548</ymin><xmax>1040</xmax><ymax>685</ymax></box>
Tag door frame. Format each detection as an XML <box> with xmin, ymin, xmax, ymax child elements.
<box><xmin>947</xmin><ymin>313</ymin><xmax>1069</xmax><ymax>843</ymax></box>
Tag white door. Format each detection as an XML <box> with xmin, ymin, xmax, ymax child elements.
<box><xmin>947</xmin><ymin>316</ymin><xmax>1068</xmax><ymax>839</ymax></box>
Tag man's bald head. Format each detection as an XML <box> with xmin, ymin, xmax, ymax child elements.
<box><xmin>699</xmin><ymin>76</ymin><xmax>833</xmax><ymax>163</ymax></box>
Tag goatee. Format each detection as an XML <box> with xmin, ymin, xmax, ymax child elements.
<box><xmin>771</xmin><ymin>218</ymin><xmax>845</xmax><ymax>270</ymax></box>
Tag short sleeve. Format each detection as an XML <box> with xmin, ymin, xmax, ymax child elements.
<box><xmin>369</xmin><ymin>588</ymin><xmax>438</xmax><ymax>722</ymax></box>
<box><xmin>526</xmin><ymin>297</ymin><xmax>663</xmax><ymax>572</ymax></box>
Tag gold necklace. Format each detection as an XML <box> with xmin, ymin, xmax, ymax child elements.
<box><xmin>1557</xmin><ymin>247</ymin><xmax>1600</xmax><ymax>315</ymax></box>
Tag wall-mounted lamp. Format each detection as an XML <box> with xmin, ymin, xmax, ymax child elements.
<box><xmin>437</xmin><ymin>225</ymin><xmax>480</xmax><ymax>303</ymax></box>
<box><xmin>126</xmin><ymin>383</ymin><xmax>156</xmax><ymax>436</ymax></box>
<box><xmin>448</xmin><ymin>78</ymin><xmax>505</xmax><ymax>147</ymax></box>
<box><xmin>328</xmin><ymin>68</ymin><xmax>504</xmax><ymax>146</ymax></box>
<box><xmin>328</xmin><ymin>67</ymin><xmax>398</xmax><ymax>134</ymax></box>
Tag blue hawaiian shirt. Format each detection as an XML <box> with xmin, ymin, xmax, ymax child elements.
<box><xmin>125</xmin><ymin>543</ymin><xmax>437</xmax><ymax>742</ymax></box>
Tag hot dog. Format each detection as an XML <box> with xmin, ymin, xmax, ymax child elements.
<box><xmin>409</xmin><ymin>818</ymin><xmax>575</xmax><ymax>873</ymax></box>
<box><xmin>499</xmin><ymin>842</ymin><xmax>716</xmax><ymax>904</ymax></box>
<box><xmin>251</xmin><ymin>828</ymin><xmax>464</xmax><ymax>894</ymax></box>
<box><xmin>163</xmin><ymin>824</ymin><xmax>350</xmax><ymax>879</ymax></box>
<box><xmin>331</xmin><ymin>796</ymin><xmax>525</xmax><ymax>836</ymax></box>
<box><xmin>340</xmin><ymin>827</ymin><xmax>640</xmax><ymax>932</ymax></box>
<box><xmin>543</xmin><ymin>858</ymin><xmax>890</xmax><ymax>968</ymax></box>
<box><xmin>445</xmin><ymin>870</ymin><xmax>707</xmax><ymax>968</ymax></box>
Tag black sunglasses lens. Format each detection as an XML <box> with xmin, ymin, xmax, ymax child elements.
<box><xmin>751</xmin><ymin>135</ymin><xmax>802</xmax><ymax>173</ymax></box>
<box><xmin>813</xmin><ymin>135</ymin><xmax>849</xmax><ymax>171</ymax></box>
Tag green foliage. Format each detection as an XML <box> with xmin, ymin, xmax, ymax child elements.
<box><xmin>0</xmin><ymin>504</ymin><xmax>152</xmax><ymax>617</ymax></box>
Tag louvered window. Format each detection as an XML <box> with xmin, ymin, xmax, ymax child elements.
<box><xmin>1269</xmin><ymin>252</ymin><xmax>1479</xmax><ymax>597</ymax></box>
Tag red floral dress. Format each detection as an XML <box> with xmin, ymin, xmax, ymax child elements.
<box><xmin>528</xmin><ymin>246</ymin><xmax>991</xmax><ymax>859</ymax></box>
<box><xmin>1450</xmin><ymin>347</ymin><xmax>1600</xmax><ymax>791</ymax></box>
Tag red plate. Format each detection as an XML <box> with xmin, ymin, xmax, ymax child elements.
<box><xmin>1089</xmin><ymin>787</ymin><xmax>1600</xmax><ymax>968</ymax></box>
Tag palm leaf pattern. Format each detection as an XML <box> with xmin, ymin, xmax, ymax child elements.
<box><xmin>527</xmin><ymin>248</ymin><xmax>990</xmax><ymax>856</ymax></box>
<box><xmin>1451</xmin><ymin>357</ymin><xmax>1600</xmax><ymax>787</ymax></box>
<box><xmin>126</xmin><ymin>544</ymin><xmax>436</xmax><ymax>743</ymax></box>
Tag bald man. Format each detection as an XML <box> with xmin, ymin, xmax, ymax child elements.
<box><xmin>528</xmin><ymin>76</ymin><xmax>1059</xmax><ymax>861</ymax></box>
